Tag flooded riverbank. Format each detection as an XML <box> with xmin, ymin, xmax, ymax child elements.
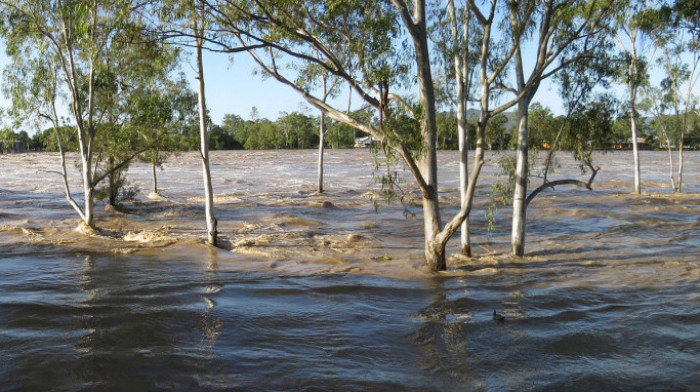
<box><xmin>1</xmin><ymin>150</ymin><xmax>698</xmax><ymax>390</ymax></box>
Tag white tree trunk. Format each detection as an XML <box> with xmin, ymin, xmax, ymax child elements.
<box><xmin>195</xmin><ymin>8</ymin><xmax>217</xmax><ymax>246</ymax></box>
<box><xmin>403</xmin><ymin>0</ymin><xmax>444</xmax><ymax>270</ymax></box>
<box><xmin>448</xmin><ymin>0</ymin><xmax>471</xmax><ymax>256</ymax></box>
<box><xmin>677</xmin><ymin>144</ymin><xmax>683</xmax><ymax>192</ymax></box>
<box><xmin>318</xmin><ymin>112</ymin><xmax>326</xmax><ymax>194</ymax></box>
<box><xmin>152</xmin><ymin>158</ymin><xmax>159</xmax><ymax>194</ymax></box>
<box><xmin>457</xmin><ymin>102</ymin><xmax>470</xmax><ymax>256</ymax></box>
<box><xmin>511</xmin><ymin>102</ymin><xmax>529</xmax><ymax>257</ymax></box>
<box><xmin>318</xmin><ymin>75</ymin><xmax>328</xmax><ymax>194</ymax></box>
<box><xmin>629</xmin><ymin>82</ymin><xmax>642</xmax><ymax>195</ymax></box>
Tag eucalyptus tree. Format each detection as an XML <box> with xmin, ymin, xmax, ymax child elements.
<box><xmin>92</xmin><ymin>28</ymin><xmax>180</xmax><ymax>208</ymax></box>
<box><xmin>194</xmin><ymin>0</ymin><xmax>218</xmax><ymax>245</ymax></box>
<box><xmin>317</xmin><ymin>74</ymin><xmax>330</xmax><ymax>193</ymax></box>
<box><xmin>0</xmin><ymin>0</ymin><xmax>169</xmax><ymax>230</ymax></box>
<box><xmin>639</xmin><ymin>2</ymin><xmax>700</xmax><ymax>192</ymax></box>
<box><xmin>1</xmin><ymin>49</ymin><xmax>83</xmax><ymax>214</ymax></box>
<box><xmin>130</xmin><ymin>76</ymin><xmax>197</xmax><ymax>196</ymax></box>
<box><xmin>432</xmin><ymin>0</ymin><xmax>478</xmax><ymax>255</ymax></box>
<box><xmin>612</xmin><ymin>0</ymin><xmax>653</xmax><ymax>195</ymax></box>
<box><xmin>295</xmin><ymin>62</ymin><xmax>342</xmax><ymax>192</ymax></box>
<box><xmin>460</xmin><ymin>0</ymin><xmax>556</xmax><ymax>257</ymax></box>
<box><xmin>153</xmin><ymin>0</ymin><xmax>222</xmax><ymax>245</ymax></box>
<box><xmin>502</xmin><ymin>0</ymin><xmax>616</xmax><ymax>256</ymax></box>
<box><xmin>205</xmin><ymin>0</ymin><xmax>489</xmax><ymax>271</ymax></box>
<box><xmin>429</xmin><ymin>0</ymin><xmax>475</xmax><ymax>257</ymax></box>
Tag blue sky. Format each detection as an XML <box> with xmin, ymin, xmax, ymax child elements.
<box><xmin>2</xmin><ymin>39</ymin><xmax>697</xmax><ymax>133</ymax></box>
<box><xmin>0</xmin><ymin>41</ymin><xmax>568</xmax><ymax>132</ymax></box>
<box><xmin>187</xmin><ymin>48</ymin><xmax>568</xmax><ymax>122</ymax></box>
<box><xmin>191</xmin><ymin>50</ymin><xmax>319</xmax><ymax>123</ymax></box>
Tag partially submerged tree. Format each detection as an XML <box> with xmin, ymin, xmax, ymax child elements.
<box><xmin>431</xmin><ymin>0</ymin><xmax>478</xmax><ymax>255</ymax></box>
<box><xmin>527</xmin><ymin>46</ymin><xmax>618</xmax><ymax>207</ymax></box>
<box><xmin>0</xmin><ymin>0</ymin><xmax>169</xmax><ymax>229</ymax></box>
<box><xmin>295</xmin><ymin>62</ymin><xmax>342</xmax><ymax>193</ymax></box>
<box><xmin>1</xmin><ymin>53</ymin><xmax>82</xmax><ymax>213</ymax></box>
<box><xmin>639</xmin><ymin>1</ymin><xmax>700</xmax><ymax>192</ymax></box>
<box><xmin>194</xmin><ymin>0</ymin><xmax>218</xmax><ymax>246</ymax></box>
<box><xmin>130</xmin><ymin>77</ymin><xmax>197</xmax><ymax>197</ymax></box>
<box><xmin>205</xmin><ymin>0</ymin><xmax>489</xmax><ymax>270</ymax></box>
<box><xmin>504</xmin><ymin>0</ymin><xmax>616</xmax><ymax>256</ymax></box>
<box><xmin>152</xmin><ymin>0</ymin><xmax>222</xmax><ymax>245</ymax></box>
<box><xmin>612</xmin><ymin>0</ymin><xmax>653</xmax><ymax>195</ymax></box>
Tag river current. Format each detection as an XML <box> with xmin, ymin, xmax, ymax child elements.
<box><xmin>1</xmin><ymin>149</ymin><xmax>698</xmax><ymax>391</ymax></box>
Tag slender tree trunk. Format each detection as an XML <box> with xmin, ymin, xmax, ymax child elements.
<box><xmin>626</xmin><ymin>30</ymin><xmax>642</xmax><ymax>195</ymax></box>
<box><xmin>448</xmin><ymin>0</ymin><xmax>471</xmax><ymax>256</ymax></box>
<box><xmin>318</xmin><ymin>112</ymin><xmax>326</xmax><ymax>194</ymax></box>
<box><xmin>677</xmin><ymin>73</ymin><xmax>695</xmax><ymax>193</ymax></box>
<box><xmin>457</xmin><ymin>99</ymin><xmax>470</xmax><ymax>256</ymax></box>
<box><xmin>195</xmin><ymin>4</ymin><xmax>217</xmax><ymax>246</ymax></box>
<box><xmin>151</xmin><ymin>156</ymin><xmax>158</xmax><ymax>194</ymax></box>
<box><xmin>677</xmin><ymin>129</ymin><xmax>684</xmax><ymax>192</ymax></box>
<box><xmin>511</xmin><ymin>101</ymin><xmax>529</xmax><ymax>256</ymax></box>
<box><xmin>108</xmin><ymin>156</ymin><xmax>117</xmax><ymax>206</ymax></box>
<box><xmin>629</xmin><ymin>82</ymin><xmax>641</xmax><ymax>194</ymax></box>
<box><xmin>51</xmin><ymin>109</ymin><xmax>86</xmax><ymax>221</ymax></box>
<box><xmin>509</xmin><ymin>1</ymin><xmax>530</xmax><ymax>257</ymax></box>
<box><xmin>318</xmin><ymin>75</ymin><xmax>328</xmax><ymax>194</ymax></box>
<box><xmin>663</xmin><ymin>129</ymin><xmax>676</xmax><ymax>191</ymax></box>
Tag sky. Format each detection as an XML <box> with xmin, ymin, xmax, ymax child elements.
<box><xmin>2</xmin><ymin>38</ymin><xmax>698</xmax><ymax>134</ymax></box>
<box><xmin>0</xmin><ymin>42</ymin><xmax>568</xmax><ymax>134</ymax></box>
<box><xmin>190</xmin><ymin>50</ymin><xmax>320</xmax><ymax>123</ymax></box>
<box><xmin>190</xmin><ymin>48</ymin><xmax>568</xmax><ymax>124</ymax></box>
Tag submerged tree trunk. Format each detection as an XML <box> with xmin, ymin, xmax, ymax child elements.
<box><xmin>56</xmin><ymin>3</ymin><xmax>99</xmax><ymax>230</ymax></box>
<box><xmin>413</xmin><ymin>0</ymin><xmax>444</xmax><ymax>271</ymax></box>
<box><xmin>677</xmin><ymin>135</ymin><xmax>683</xmax><ymax>193</ymax></box>
<box><xmin>629</xmin><ymin>81</ymin><xmax>641</xmax><ymax>194</ymax></box>
<box><xmin>317</xmin><ymin>74</ymin><xmax>328</xmax><ymax>194</ymax></box>
<box><xmin>447</xmin><ymin>0</ymin><xmax>472</xmax><ymax>256</ymax></box>
<box><xmin>318</xmin><ymin>112</ymin><xmax>326</xmax><ymax>194</ymax></box>
<box><xmin>49</xmin><ymin>102</ymin><xmax>85</xmax><ymax>221</ymax></box>
<box><xmin>621</xmin><ymin>22</ymin><xmax>643</xmax><ymax>195</ymax></box>
<box><xmin>511</xmin><ymin>102</ymin><xmax>529</xmax><ymax>257</ymax></box>
<box><xmin>237</xmin><ymin>0</ymin><xmax>490</xmax><ymax>271</ymax></box>
<box><xmin>195</xmin><ymin>2</ymin><xmax>217</xmax><ymax>246</ymax></box>
<box><xmin>151</xmin><ymin>155</ymin><xmax>159</xmax><ymax>194</ymax></box>
<box><xmin>457</xmin><ymin>101</ymin><xmax>470</xmax><ymax>256</ymax></box>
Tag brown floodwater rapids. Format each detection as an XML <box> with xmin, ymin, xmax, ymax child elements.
<box><xmin>0</xmin><ymin>149</ymin><xmax>698</xmax><ymax>391</ymax></box>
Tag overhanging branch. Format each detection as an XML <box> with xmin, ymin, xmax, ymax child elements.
<box><xmin>525</xmin><ymin>165</ymin><xmax>600</xmax><ymax>207</ymax></box>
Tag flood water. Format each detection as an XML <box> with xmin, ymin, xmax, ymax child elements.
<box><xmin>1</xmin><ymin>149</ymin><xmax>699</xmax><ymax>391</ymax></box>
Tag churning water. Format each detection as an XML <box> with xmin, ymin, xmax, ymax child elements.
<box><xmin>1</xmin><ymin>150</ymin><xmax>698</xmax><ymax>391</ymax></box>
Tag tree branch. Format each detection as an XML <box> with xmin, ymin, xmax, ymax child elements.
<box><xmin>525</xmin><ymin>166</ymin><xmax>599</xmax><ymax>207</ymax></box>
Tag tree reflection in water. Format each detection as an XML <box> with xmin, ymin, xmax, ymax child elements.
<box><xmin>409</xmin><ymin>271</ymin><xmax>530</xmax><ymax>389</ymax></box>
<box><xmin>73</xmin><ymin>254</ymin><xmax>225</xmax><ymax>390</ymax></box>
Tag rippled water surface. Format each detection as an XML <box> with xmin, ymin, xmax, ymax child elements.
<box><xmin>1</xmin><ymin>150</ymin><xmax>699</xmax><ymax>391</ymax></box>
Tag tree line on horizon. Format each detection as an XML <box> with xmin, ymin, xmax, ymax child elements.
<box><xmin>0</xmin><ymin>0</ymin><xmax>697</xmax><ymax>271</ymax></box>
<box><xmin>5</xmin><ymin>103</ymin><xmax>698</xmax><ymax>153</ymax></box>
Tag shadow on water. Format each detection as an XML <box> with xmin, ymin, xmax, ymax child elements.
<box><xmin>0</xmin><ymin>253</ymin><xmax>227</xmax><ymax>392</ymax></box>
<box><xmin>72</xmin><ymin>254</ymin><xmax>226</xmax><ymax>391</ymax></box>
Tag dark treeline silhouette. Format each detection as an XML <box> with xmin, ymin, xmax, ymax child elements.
<box><xmin>6</xmin><ymin>106</ymin><xmax>698</xmax><ymax>153</ymax></box>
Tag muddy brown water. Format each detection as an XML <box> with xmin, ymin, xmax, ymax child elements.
<box><xmin>1</xmin><ymin>150</ymin><xmax>698</xmax><ymax>391</ymax></box>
